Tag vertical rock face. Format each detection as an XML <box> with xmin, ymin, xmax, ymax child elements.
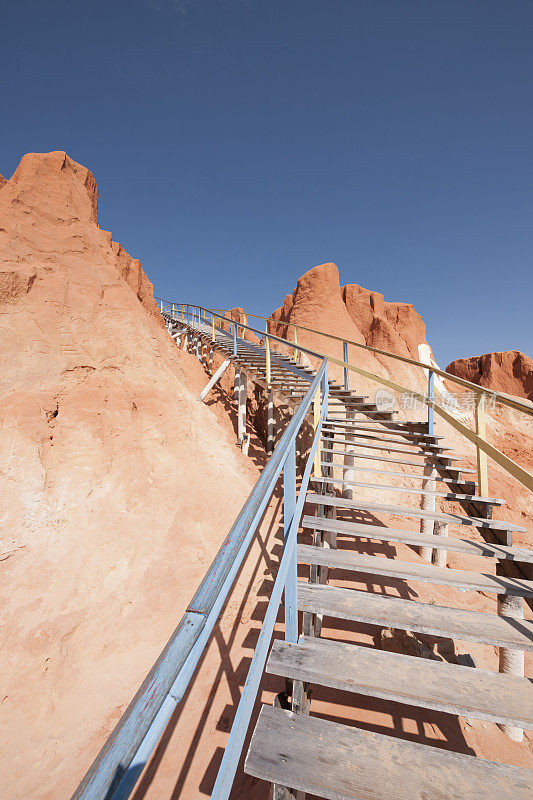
<box><xmin>0</xmin><ymin>150</ymin><xmax>161</xmax><ymax>319</ymax></box>
<box><xmin>269</xmin><ymin>263</ymin><xmax>432</xmax><ymax>393</ymax></box>
<box><xmin>0</xmin><ymin>152</ymin><xmax>257</xmax><ymax>799</ymax></box>
<box><xmin>342</xmin><ymin>283</ymin><xmax>427</xmax><ymax>360</ymax></box>
<box><xmin>446</xmin><ymin>351</ymin><xmax>533</xmax><ymax>401</ymax></box>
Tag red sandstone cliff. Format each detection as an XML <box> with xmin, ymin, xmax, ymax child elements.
<box><xmin>269</xmin><ymin>262</ymin><xmax>433</xmax><ymax>395</ymax></box>
<box><xmin>446</xmin><ymin>350</ymin><xmax>533</xmax><ymax>402</ymax></box>
<box><xmin>0</xmin><ymin>152</ymin><xmax>261</xmax><ymax>799</ymax></box>
<box><xmin>269</xmin><ymin>262</ymin><xmax>533</xmax><ymax>501</ymax></box>
<box><xmin>0</xmin><ymin>151</ymin><xmax>162</xmax><ymax>321</ymax></box>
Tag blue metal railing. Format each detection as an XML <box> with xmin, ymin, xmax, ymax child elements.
<box><xmin>170</xmin><ymin>303</ymin><xmax>436</xmax><ymax>432</ymax></box>
<box><xmin>71</xmin><ymin>303</ymin><xmax>328</xmax><ymax>800</ymax></box>
<box><xmin>211</xmin><ymin>365</ymin><xmax>328</xmax><ymax>799</ymax></box>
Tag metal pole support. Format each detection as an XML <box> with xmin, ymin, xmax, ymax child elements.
<box><xmin>267</xmin><ymin>390</ymin><xmax>274</xmax><ymax>454</ymax></box>
<box><xmin>283</xmin><ymin>440</ymin><xmax>298</xmax><ymax>643</ymax></box>
<box><xmin>498</xmin><ymin>592</ymin><xmax>524</xmax><ymax>741</ymax></box>
<box><xmin>266</xmin><ymin>337</ymin><xmax>271</xmax><ymax>387</ymax></box>
<box><xmin>427</xmin><ymin>370</ymin><xmax>434</xmax><ymax>435</ymax></box>
<box><xmin>343</xmin><ymin>340</ymin><xmax>349</xmax><ymax>391</ymax></box>
<box><xmin>475</xmin><ymin>392</ymin><xmax>489</xmax><ymax>497</ymax></box>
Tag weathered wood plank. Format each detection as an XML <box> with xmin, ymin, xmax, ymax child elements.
<box><xmin>319</xmin><ymin>461</ymin><xmax>477</xmax><ymax>487</ymax></box>
<box><xmin>321</xmin><ymin>435</ymin><xmax>451</xmax><ymax>454</ymax></box>
<box><xmin>267</xmin><ymin>637</ymin><xmax>533</xmax><ymax>728</ymax></box>
<box><xmin>306</xmin><ymin>493</ymin><xmax>525</xmax><ymax>532</ymax></box>
<box><xmin>298</xmin><ymin>543</ymin><xmax>533</xmax><ymax>596</ymax></box>
<box><xmin>297</xmin><ymin>583</ymin><xmax>533</xmax><ymax>650</ymax></box>
<box><xmin>301</xmin><ymin>514</ymin><xmax>533</xmax><ymax>562</ymax></box>
<box><xmin>327</xmin><ymin>445</ymin><xmax>461</xmax><ymax>462</ymax></box>
<box><xmin>319</xmin><ymin>450</ymin><xmax>472</xmax><ymax>471</ymax></box>
<box><xmin>245</xmin><ymin>706</ymin><xmax>533</xmax><ymax>800</ymax></box>
<box><xmin>322</xmin><ymin>421</ymin><xmax>444</xmax><ymax>440</ymax></box>
<box><xmin>310</xmin><ymin>475</ymin><xmax>503</xmax><ymax>505</ymax></box>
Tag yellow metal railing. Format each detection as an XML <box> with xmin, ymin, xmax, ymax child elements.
<box><xmin>213</xmin><ymin>305</ymin><xmax>533</xmax><ymax>495</ymax></box>
<box><xmin>157</xmin><ymin>299</ymin><xmax>533</xmax><ymax>496</ymax></box>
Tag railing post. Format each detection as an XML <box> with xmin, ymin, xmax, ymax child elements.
<box><xmin>343</xmin><ymin>340</ymin><xmax>349</xmax><ymax>391</ymax></box>
<box><xmin>293</xmin><ymin>327</ymin><xmax>298</xmax><ymax>362</ymax></box>
<box><xmin>211</xmin><ymin>314</ymin><xmax>216</xmax><ymax>342</ymax></box>
<box><xmin>283</xmin><ymin>440</ymin><xmax>298</xmax><ymax>643</ymax></box>
<box><xmin>265</xmin><ymin>336</ymin><xmax>271</xmax><ymax>387</ymax></box>
<box><xmin>233</xmin><ymin>320</ymin><xmax>237</xmax><ymax>357</ymax></box>
<box><xmin>267</xmin><ymin>390</ymin><xmax>274</xmax><ymax>454</ymax></box>
<box><xmin>160</xmin><ymin>299</ymin><xmax>163</xmax><ymax>313</ymax></box>
<box><xmin>313</xmin><ymin>383</ymin><xmax>322</xmax><ymax>476</ymax></box>
<box><xmin>475</xmin><ymin>391</ymin><xmax>489</xmax><ymax>496</ymax></box>
<box><xmin>427</xmin><ymin>369</ymin><xmax>434</xmax><ymax>435</ymax></box>
<box><xmin>497</xmin><ymin>592</ymin><xmax>524</xmax><ymax>741</ymax></box>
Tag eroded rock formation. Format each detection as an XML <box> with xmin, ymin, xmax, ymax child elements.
<box><xmin>0</xmin><ymin>152</ymin><xmax>258</xmax><ymax>799</ymax></box>
<box><xmin>446</xmin><ymin>350</ymin><xmax>533</xmax><ymax>401</ymax></box>
<box><xmin>268</xmin><ymin>262</ymin><xmax>433</xmax><ymax>394</ymax></box>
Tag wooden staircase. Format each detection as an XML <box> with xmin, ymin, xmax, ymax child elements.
<box><xmin>244</xmin><ymin>383</ymin><xmax>533</xmax><ymax>799</ymax></box>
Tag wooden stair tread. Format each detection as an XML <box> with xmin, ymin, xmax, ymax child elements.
<box><xmin>321</xmin><ymin>435</ymin><xmax>450</xmax><ymax>453</ymax></box>
<box><xmin>323</xmin><ymin>421</ymin><xmax>444</xmax><ymax>440</ymax></box>
<box><xmin>301</xmin><ymin>514</ymin><xmax>533</xmax><ymax>562</ymax></box>
<box><xmin>298</xmin><ymin>544</ymin><xmax>533</xmax><ymax>596</ymax></box>
<box><xmin>322</xmin><ymin>450</ymin><xmax>472</xmax><ymax>471</ymax></box>
<box><xmin>245</xmin><ymin>706</ymin><xmax>533</xmax><ymax>800</ymax></box>
<box><xmin>322</xmin><ymin>428</ymin><xmax>446</xmax><ymax>446</ymax></box>
<box><xmin>306</xmin><ymin>493</ymin><xmax>525</xmax><ymax>531</ymax></box>
<box><xmin>326</xmin><ymin>446</ymin><xmax>461</xmax><ymax>462</ymax></box>
<box><xmin>267</xmin><ymin>636</ymin><xmax>533</xmax><ymax>728</ymax></box>
<box><xmin>297</xmin><ymin>583</ymin><xmax>533</xmax><ymax>650</ymax></box>
<box><xmin>320</xmin><ymin>461</ymin><xmax>477</xmax><ymax>486</ymax></box>
<box><xmin>311</xmin><ymin>475</ymin><xmax>504</xmax><ymax>504</ymax></box>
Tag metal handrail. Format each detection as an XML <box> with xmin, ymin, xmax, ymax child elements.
<box><xmin>70</xmin><ymin>311</ymin><xmax>328</xmax><ymax>800</ymax></box>
<box><xmin>203</xmin><ymin>303</ymin><xmax>533</xmax><ymax>416</ymax></box>
<box><xmin>160</xmin><ymin>301</ymin><xmax>533</xmax><ymax>495</ymax></box>
<box><xmin>160</xmin><ymin>299</ymin><xmax>533</xmax><ymax>415</ymax></box>
<box><xmin>212</xmin><ymin>363</ymin><xmax>329</xmax><ymax>800</ymax></box>
<box><xmin>159</xmin><ymin>301</ymin><xmax>330</xmax><ymax>366</ymax></box>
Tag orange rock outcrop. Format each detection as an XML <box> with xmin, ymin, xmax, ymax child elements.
<box><xmin>269</xmin><ymin>262</ymin><xmax>433</xmax><ymax>394</ymax></box>
<box><xmin>0</xmin><ymin>152</ymin><xmax>260</xmax><ymax>799</ymax></box>
<box><xmin>446</xmin><ymin>350</ymin><xmax>533</xmax><ymax>401</ymax></box>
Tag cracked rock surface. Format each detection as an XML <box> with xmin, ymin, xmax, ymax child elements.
<box><xmin>0</xmin><ymin>151</ymin><xmax>258</xmax><ymax>799</ymax></box>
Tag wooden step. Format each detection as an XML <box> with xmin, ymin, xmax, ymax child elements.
<box><xmin>326</xmin><ymin>418</ymin><xmax>428</xmax><ymax>430</ymax></box>
<box><xmin>310</xmin><ymin>475</ymin><xmax>503</xmax><ymax>505</ymax></box>
<box><xmin>327</xmin><ymin>407</ymin><xmax>398</xmax><ymax>417</ymax></box>
<box><xmin>302</xmin><ymin>514</ymin><xmax>533</xmax><ymax>562</ymax></box>
<box><xmin>319</xmin><ymin>461</ymin><xmax>477</xmax><ymax>487</ymax></box>
<box><xmin>323</xmin><ymin>420</ymin><xmax>443</xmax><ymax>440</ymax></box>
<box><xmin>306</xmin><ymin>493</ymin><xmax>524</xmax><ymax>531</ymax></box>
<box><xmin>327</xmin><ymin>404</ymin><xmax>397</xmax><ymax>414</ymax></box>
<box><xmin>298</xmin><ymin>544</ymin><xmax>533</xmax><ymax>597</ymax></box>
<box><xmin>321</xmin><ymin>435</ymin><xmax>451</xmax><ymax>454</ymax></box>
<box><xmin>321</xmin><ymin>450</ymin><xmax>471</xmax><ymax>471</ymax></box>
<box><xmin>325</xmin><ymin>446</ymin><xmax>461</xmax><ymax>463</ymax></box>
<box><xmin>268</xmin><ymin>636</ymin><xmax>533</xmax><ymax>728</ymax></box>
<box><xmin>245</xmin><ymin>706</ymin><xmax>533</xmax><ymax>800</ymax></box>
<box><xmin>297</xmin><ymin>583</ymin><xmax>533</xmax><ymax>650</ymax></box>
<box><xmin>322</xmin><ymin>426</ymin><xmax>445</xmax><ymax>444</ymax></box>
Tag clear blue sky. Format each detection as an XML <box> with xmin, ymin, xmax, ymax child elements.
<box><xmin>2</xmin><ymin>0</ymin><xmax>532</xmax><ymax>366</ymax></box>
